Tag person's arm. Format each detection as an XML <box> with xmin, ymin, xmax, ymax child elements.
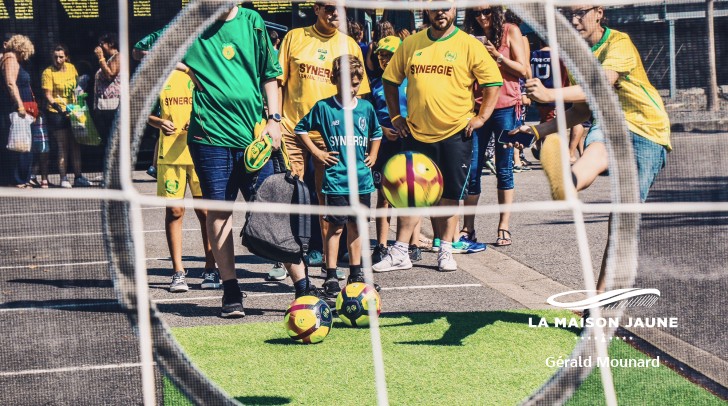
<box><xmin>132</xmin><ymin>49</ymin><xmax>148</xmax><ymax>61</ymax></box>
<box><xmin>527</xmin><ymin>70</ymin><xmax>620</xmax><ymax>104</ymax></box>
<box><xmin>383</xmin><ymin>81</ymin><xmax>409</xmax><ymax>138</ymax></box>
<box><xmin>95</xmin><ymin>48</ymin><xmax>120</xmax><ymax>81</ymax></box>
<box><xmin>365</xmin><ymin>42</ymin><xmax>377</xmax><ymax>73</ymax></box>
<box><xmin>2</xmin><ymin>55</ymin><xmax>26</xmax><ymax>117</ymax></box>
<box><xmin>260</xmin><ymin>79</ymin><xmax>282</xmax><ymax>148</ymax></box>
<box><xmin>495</xmin><ymin>26</ymin><xmax>528</xmax><ymax>79</ymax></box>
<box><xmin>148</xmin><ymin>115</ymin><xmax>176</xmax><ymax>135</ymax></box>
<box><xmin>175</xmin><ymin>62</ymin><xmax>204</xmax><ymax>91</ymax></box>
<box><xmin>299</xmin><ymin>131</ymin><xmax>339</xmax><ymax>166</ymax></box>
<box><xmin>466</xmin><ymin>85</ymin><xmax>499</xmax><ymax>137</ymax></box>
<box><xmin>509</xmin><ymin>101</ymin><xmax>592</xmax><ymax>146</ymax></box>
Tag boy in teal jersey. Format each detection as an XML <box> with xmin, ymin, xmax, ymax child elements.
<box><xmin>295</xmin><ymin>55</ymin><xmax>382</xmax><ymax>298</ymax></box>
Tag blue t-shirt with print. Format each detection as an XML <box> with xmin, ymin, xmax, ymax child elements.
<box><xmin>295</xmin><ymin>96</ymin><xmax>383</xmax><ymax>195</ymax></box>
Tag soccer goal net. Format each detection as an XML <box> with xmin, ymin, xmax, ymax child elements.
<box><xmin>0</xmin><ymin>0</ymin><xmax>725</xmax><ymax>405</ymax></box>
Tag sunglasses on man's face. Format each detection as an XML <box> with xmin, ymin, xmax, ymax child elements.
<box><xmin>475</xmin><ymin>9</ymin><xmax>493</xmax><ymax>17</ymax></box>
<box><xmin>320</xmin><ymin>5</ymin><xmax>338</xmax><ymax>14</ymax></box>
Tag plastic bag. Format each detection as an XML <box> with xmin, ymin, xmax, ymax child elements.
<box><xmin>68</xmin><ymin>94</ymin><xmax>101</xmax><ymax>146</ymax></box>
<box><xmin>6</xmin><ymin>112</ymin><xmax>34</xmax><ymax>152</ymax></box>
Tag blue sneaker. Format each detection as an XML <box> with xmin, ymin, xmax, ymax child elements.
<box><xmin>304</xmin><ymin>249</ymin><xmax>324</xmax><ymax>267</ymax></box>
<box><xmin>452</xmin><ymin>235</ymin><xmax>486</xmax><ymax>254</ymax></box>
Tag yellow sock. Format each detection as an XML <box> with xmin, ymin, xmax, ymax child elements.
<box><xmin>540</xmin><ymin>135</ymin><xmax>575</xmax><ymax>200</ymax></box>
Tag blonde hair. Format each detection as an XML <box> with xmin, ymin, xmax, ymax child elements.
<box><xmin>4</xmin><ymin>35</ymin><xmax>35</xmax><ymax>61</ymax></box>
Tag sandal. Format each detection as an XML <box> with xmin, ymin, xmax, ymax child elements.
<box><xmin>496</xmin><ymin>229</ymin><xmax>512</xmax><ymax>246</ymax></box>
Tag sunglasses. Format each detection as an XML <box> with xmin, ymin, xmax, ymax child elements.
<box><xmin>560</xmin><ymin>7</ymin><xmax>598</xmax><ymax>21</ymax></box>
<box><xmin>475</xmin><ymin>9</ymin><xmax>493</xmax><ymax>17</ymax></box>
<box><xmin>318</xmin><ymin>5</ymin><xmax>338</xmax><ymax>14</ymax></box>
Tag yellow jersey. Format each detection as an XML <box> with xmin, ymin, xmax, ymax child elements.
<box><xmin>278</xmin><ymin>25</ymin><xmax>371</xmax><ymax>138</ymax></box>
<box><xmin>593</xmin><ymin>28</ymin><xmax>671</xmax><ymax>150</ymax></box>
<box><xmin>382</xmin><ymin>27</ymin><xmax>503</xmax><ymax>143</ymax></box>
<box><xmin>157</xmin><ymin>71</ymin><xmax>194</xmax><ymax>165</ymax></box>
<box><xmin>41</xmin><ymin>63</ymin><xmax>78</xmax><ymax>113</ymax></box>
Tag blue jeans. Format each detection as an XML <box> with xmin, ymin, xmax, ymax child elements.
<box><xmin>189</xmin><ymin>142</ymin><xmax>273</xmax><ymax>201</ymax></box>
<box><xmin>585</xmin><ymin>125</ymin><xmax>667</xmax><ymax>202</ymax></box>
<box><xmin>468</xmin><ymin>106</ymin><xmax>518</xmax><ymax>194</ymax></box>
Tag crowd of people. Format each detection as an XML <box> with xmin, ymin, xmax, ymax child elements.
<box><xmin>1</xmin><ymin>33</ymin><xmax>121</xmax><ymax>188</ymax></box>
<box><xmin>2</xmin><ymin>2</ymin><xmax>671</xmax><ymax>318</ymax></box>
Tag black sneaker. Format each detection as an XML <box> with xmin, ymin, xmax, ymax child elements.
<box><xmin>408</xmin><ymin>245</ymin><xmax>422</xmax><ymax>262</ymax></box>
<box><xmin>347</xmin><ymin>274</ymin><xmax>382</xmax><ymax>292</ymax></box>
<box><xmin>221</xmin><ymin>292</ymin><xmax>246</xmax><ymax>318</ymax></box>
<box><xmin>201</xmin><ymin>268</ymin><xmax>221</xmax><ymax>289</ymax></box>
<box><xmin>371</xmin><ymin>244</ymin><xmax>388</xmax><ymax>264</ymax></box>
<box><xmin>297</xmin><ymin>285</ymin><xmax>335</xmax><ymax>308</ymax></box>
<box><xmin>322</xmin><ymin>278</ymin><xmax>341</xmax><ymax>298</ymax></box>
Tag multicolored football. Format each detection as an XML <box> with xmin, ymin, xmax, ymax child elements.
<box><xmin>381</xmin><ymin>151</ymin><xmax>444</xmax><ymax>208</ymax></box>
<box><xmin>284</xmin><ymin>295</ymin><xmax>333</xmax><ymax>344</ymax></box>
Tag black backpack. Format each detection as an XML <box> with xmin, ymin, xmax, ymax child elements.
<box><xmin>241</xmin><ymin>151</ymin><xmax>311</xmax><ymax>264</ymax></box>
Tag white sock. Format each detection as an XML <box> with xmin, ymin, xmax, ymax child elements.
<box><xmin>440</xmin><ymin>241</ymin><xmax>452</xmax><ymax>253</ymax></box>
<box><xmin>393</xmin><ymin>241</ymin><xmax>409</xmax><ymax>256</ymax></box>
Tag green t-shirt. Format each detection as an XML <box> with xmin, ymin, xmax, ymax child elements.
<box><xmin>295</xmin><ymin>96</ymin><xmax>383</xmax><ymax>195</ymax></box>
<box><xmin>134</xmin><ymin>28</ymin><xmax>165</xmax><ymax>51</ymax></box>
<box><xmin>183</xmin><ymin>7</ymin><xmax>282</xmax><ymax>149</ymax></box>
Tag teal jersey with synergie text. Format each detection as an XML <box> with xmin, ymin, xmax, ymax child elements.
<box><xmin>295</xmin><ymin>96</ymin><xmax>382</xmax><ymax>195</ymax></box>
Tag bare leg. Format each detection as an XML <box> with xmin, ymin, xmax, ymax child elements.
<box><xmin>347</xmin><ymin>221</ymin><xmax>361</xmax><ymax>266</ymax></box>
<box><xmin>461</xmin><ymin>194</ymin><xmax>479</xmax><ymax>240</ymax></box>
<box><xmin>206</xmin><ymin>210</ymin><xmax>236</xmax><ymax>282</ymax></box>
<box><xmin>193</xmin><ymin>206</ymin><xmax>215</xmax><ymax>269</ymax></box>
<box><xmin>375</xmin><ymin>193</ymin><xmax>391</xmax><ymax>245</ymax></box>
<box><xmin>55</xmin><ymin>129</ymin><xmax>69</xmax><ymax>179</ymax></box>
<box><xmin>569</xmin><ymin>124</ymin><xmax>585</xmax><ymax>163</ymax></box>
<box><xmin>409</xmin><ymin>217</ymin><xmax>422</xmax><ymax>246</ymax></box>
<box><xmin>571</xmin><ymin>141</ymin><xmax>609</xmax><ymax>192</ymax></box>
<box><xmin>166</xmin><ymin>206</ymin><xmax>186</xmax><ymax>272</ymax></box>
<box><xmin>325</xmin><ymin>223</ymin><xmax>344</xmax><ymax>269</ymax></box>
<box><xmin>497</xmin><ymin>188</ymin><xmax>513</xmax><ymax>232</ymax></box>
<box><xmin>69</xmin><ymin>135</ymin><xmax>83</xmax><ymax>177</ymax></box>
<box><xmin>437</xmin><ymin>198</ymin><xmax>460</xmax><ymax>245</ymax></box>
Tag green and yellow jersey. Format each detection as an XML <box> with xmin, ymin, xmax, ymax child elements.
<box><xmin>278</xmin><ymin>25</ymin><xmax>371</xmax><ymax>139</ymax></box>
<box><xmin>382</xmin><ymin>27</ymin><xmax>502</xmax><ymax>143</ymax></box>
<box><xmin>41</xmin><ymin>63</ymin><xmax>78</xmax><ymax>113</ymax></box>
<box><xmin>592</xmin><ymin>27</ymin><xmax>671</xmax><ymax>150</ymax></box>
<box><xmin>155</xmin><ymin>70</ymin><xmax>194</xmax><ymax>166</ymax></box>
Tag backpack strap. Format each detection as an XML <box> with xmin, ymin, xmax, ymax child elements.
<box><xmin>293</xmin><ymin>176</ymin><xmax>311</xmax><ymax>254</ymax></box>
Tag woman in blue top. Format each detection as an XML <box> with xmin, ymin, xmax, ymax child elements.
<box><xmin>1</xmin><ymin>34</ymin><xmax>35</xmax><ymax>188</ymax></box>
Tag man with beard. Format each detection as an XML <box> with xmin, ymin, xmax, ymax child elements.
<box><xmin>373</xmin><ymin>4</ymin><xmax>503</xmax><ymax>273</ymax></box>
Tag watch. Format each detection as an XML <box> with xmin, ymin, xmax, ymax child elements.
<box><xmin>267</xmin><ymin>113</ymin><xmax>282</xmax><ymax>122</ymax></box>
<box><xmin>496</xmin><ymin>54</ymin><xmax>504</xmax><ymax>63</ymax></box>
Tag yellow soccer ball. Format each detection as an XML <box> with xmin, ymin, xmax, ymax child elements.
<box><xmin>283</xmin><ymin>295</ymin><xmax>333</xmax><ymax>344</ymax></box>
<box><xmin>381</xmin><ymin>151</ymin><xmax>443</xmax><ymax>208</ymax></box>
<box><xmin>336</xmin><ymin>282</ymin><xmax>381</xmax><ymax>327</ymax></box>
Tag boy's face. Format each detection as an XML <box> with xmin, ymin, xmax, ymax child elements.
<box><xmin>377</xmin><ymin>50</ymin><xmax>393</xmax><ymax>70</ymax></box>
<box><xmin>335</xmin><ymin>75</ymin><xmax>362</xmax><ymax>101</ymax></box>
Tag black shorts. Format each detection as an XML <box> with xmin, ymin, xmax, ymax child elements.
<box><xmin>372</xmin><ymin>139</ymin><xmax>403</xmax><ymax>189</ymax></box>
<box><xmin>323</xmin><ymin>194</ymin><xmax>371</xmax><ymax>226</ymax></box>
<box><xmin>46</xmin><ymin>111</ymin><xmax>71</xmax><ymax>132</ymax></box>
<box><xmin>403</xmin><ymin>130</ymin><xmax>472</xmax><ymax>201</ymax></box>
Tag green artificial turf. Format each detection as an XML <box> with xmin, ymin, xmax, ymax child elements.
<box><xmin>568</xmin><ymin>339</ymin><xmax>724</xmax><ymax>405</ymax></box>
<box><xmin>166</xmin><ymin>310</ymin><xmax>722</xmax><ymax>405</ymax></box>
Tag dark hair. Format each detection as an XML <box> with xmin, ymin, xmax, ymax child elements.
<box><xmin>464</xmin><ymin>6</ymin><xmax>506</xmax><ymax>48</ymax></box>
<box><xmin>98</xmin><ymin>33</ymin><xmax>118</xmax><ymax>49</ymax></box>
<box><xmin>374</xmin><ymin>21</ymin><xmax>395</xmax><ymax>42</ymax></box>
<box><xmin>504</xmin><ymin>9</ymin><xmax>522</xmax><ymax>26</ymax></box>
<box><xmin>348</xmin><ymin>21</ymin><xmax>363</xmax><ymax>41</ymax></box>
<box><xmin>331</xmin><ymin>54</ymin><xmax>364</xmax><ymax>84</ymax></box>
<box><xmin>268</xmin><ymin>29</ymin><xmax>279</xmax><ymax>44</ymax></box>
<box><xmin>53</xmin><ymin>44</ymin><xmax>70</xmax><ymax>57</ymax></box>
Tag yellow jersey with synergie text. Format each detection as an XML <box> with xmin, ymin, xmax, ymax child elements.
<box><xmin>157</xmin><ymin>70</ymin><xmax>194</xmax><ymax>165</ymax></box>
<box><xmin>382</xmin><ymin>27</ymin><xmax>503</xmax><ymax>143</ymax></box>
<box><xmin>278</xmin><ymin>25</ymin><xmax>370</xmax><ymax>138</ymax></box>
<box><xmin>592</xmin><ymin>27</ymin><xmax>671</xmax><ymax>150</ymax></box>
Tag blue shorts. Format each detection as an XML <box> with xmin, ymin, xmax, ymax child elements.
<box><xmin>584</xmin><ymin>125</ymin><xmax>667</xmax><ymax>202</ymax></box>
<box><xmin>188</xmin><ymin>142</ymin><xmax>273</xmax><ymax>202</ymax></box>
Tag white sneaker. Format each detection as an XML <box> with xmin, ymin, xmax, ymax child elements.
<box><xmin>373</xmin><ymin>246</ymin><xmax>412</xmax><ymax>272</ymax></box>
<box><xmin>437</xmin><ymin>250</ymin><xmax>458</xmax><ymax>272</ymax></box>
<box><xmin>60</xmin><ymin>179</ymin><xmax>72</xmax><ymax>189</ymax></box>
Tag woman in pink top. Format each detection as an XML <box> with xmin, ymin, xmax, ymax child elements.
<box><xmin>460</xmin><ymin>6</ymin><xmax>528</xmax><ymax>249</ymax></box>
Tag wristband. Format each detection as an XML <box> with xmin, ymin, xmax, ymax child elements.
<box><xmin>530</xmin><ymin>125</ymin><xmax>541</xmax><ymax>140</ymax></box>
<box><xmin>98</xmin><ymin>58</ymin><xmax>106</xmax><ymax>63</ymax></box>
<box><xmin>390</xmin><ymin>114</ymin><xmax>401</xmax><ymax>122</ymax></box>
<box><xmin>17</xmin><ymin>107</ymin><xmax>25</xmax><ymax>112</ymax></box>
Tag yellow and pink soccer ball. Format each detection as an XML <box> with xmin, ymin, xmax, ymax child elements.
<box><xmin>336</xmin><ymin>282</ymin><xmax>381</xmax><ymax>327</ymax></box>
<box><xmin>283</xmin><ymin>295</ymin><xmax>333</xmax><ymax>344</ymax></box>
<box><xmin>381</xmin><ymin>151</ymin><xmax>443</xmax><ymax>208</ymax></box>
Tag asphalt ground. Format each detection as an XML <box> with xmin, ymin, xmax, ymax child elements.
<box><xmin>0</xmin><ymin>130</ymin><xmax>725</xmax><ymax>405</ymax></box>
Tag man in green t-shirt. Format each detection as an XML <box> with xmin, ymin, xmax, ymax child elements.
<box><xmin>177</xmin><ymin>4</ymin><xmax>283</xmax><ymax>318</ymax></box>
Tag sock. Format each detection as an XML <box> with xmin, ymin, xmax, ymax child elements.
<box><xmin>349</xmin><ymin>265</ymin><xmax>362</xmax><ymax>278</ymax></box>
<box><xmin>293</xmin><ymin>277</ymin><xmax>310</xmax><ymax>296</ymax></box>
<box><xmin>440</xmin><ymin>241</ymin><xmax>452</xmax><ymax>253</ymax></box>
<box><xmin>325</xmin><ymin>268</ymin><xmax>338</xmax><ymax>280</ymax></box>
<box><xmin>393</xmin><ymin>241</ymin><xmax>408</xmax><ymax>255</ymax></box>
<box><xmin>222</xmin><ymin>279</ymin><xmax>241</xmax><ymax>298</ymax></box>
